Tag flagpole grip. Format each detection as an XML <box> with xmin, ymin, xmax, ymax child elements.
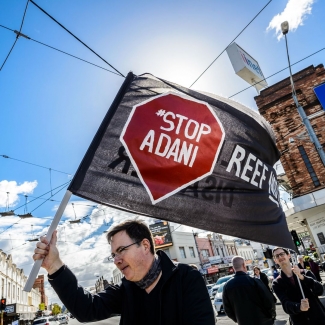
<box><xmin>23</xmin><ymin>190</ymin><xmax>72</xmax><ymax>292</ymax></box>
<box><xmin>289</xmin><ymin>248</ymin><xmax>306</xmax><ymax>299</ymax></box>
<box><xmin>296</xmin><ymin>275</ymin><xmax>305</xmax><ymax>299</ymax></box>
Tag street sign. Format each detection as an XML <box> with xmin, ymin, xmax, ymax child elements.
<box><xmin>121</xmin><ymin>91</ymin><xmax>225</xmax><ymax>204</ymax></box>
<box><xmin>226</xmin><ymin>42</ymin><xmax>267</xmax><ymax>90</ymax></box>
<box><xmin>314</xmin><ymin>83</ymin><xmax>325</xmax><ymax>110</ymax></box>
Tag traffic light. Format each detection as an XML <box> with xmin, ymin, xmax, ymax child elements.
<box><xmin>0</xmin><ymin>298</ymin><xmax>6</xmax><ymax>310</ymax></box>
<box><xmin>291</xmin><ymin>230</ymin><xmax>301</xmax><ymax>247</ymax></box>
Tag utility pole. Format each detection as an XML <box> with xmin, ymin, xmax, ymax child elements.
<box><xmin>192</xmin><ymin>231</ymin><xmax>207</xmax><ymax>283</ymax></box>
<box><xmin>281</xmin><ymin>21</ymin><xmax>325</xmax><ymax>166</ymax></box>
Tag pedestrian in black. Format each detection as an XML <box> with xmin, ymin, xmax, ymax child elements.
<box><xmin>297</xmin><ymin>255</ymin><xmax>310</xmax><ymax>270</ymax></box>
<box><xmin>33</xmin><ymin>220</ymin><xmax>215</xmax><ymax>325</ymax></box>
<box><xmin>272</xmin><ymin>247</ymin><xmax>325</xmax><ymax>325</ymax></box>
<box><xmin>223</xmin><ymin>256</ymin><xmax>276</xmax><ymax>325</ymax></box>
<box><xmin>253</xmin><ymin>266</ymin><xmax>270</xmax><ymax>290</ymax></box>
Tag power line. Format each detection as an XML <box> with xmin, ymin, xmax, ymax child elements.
<box><xmin>228</xmin><ymin>46</ymin><xmax>325</xmax><ymax>98</ymax></box>
<box><xmin>0</xmin><ymin>181</ymin><xmax>70</xmax><ymax>236</ymax></box>
<box><xmin>0</xmin><ymin>24</ymin><xmax>123</xmax><ymax>77</ymax></box>
<box><xmin>30</xmin><ymin>38</ymin><xmax>123</xmax><ymax>77</ymax></box>
<box><xmin>189</xmin><ymin>0</ymin><xmax>272</xmax><ymax>88</ymax></box>
<box><xmin>30</xmin><ymin>0</ymin><xmax>125</xmax><ymax>78</ymax></box>
<box><xmin>0</xmin><ymin>154</ymin><xmax>71</xmax><ymax>175</ymax></box>
<box><xmin>0</xmin><ymin>0</ymin><xmax>30</xmax><ymax>71</ymax></box>
<box><xmin>18</xmin><ymin>0</ymin><xmax>30</xmax><ymax>32</ymax></box>
<box><xmin>0</xmin><ymin>38</ymin><xmax>18</xmax><ymax>71</ymax></box>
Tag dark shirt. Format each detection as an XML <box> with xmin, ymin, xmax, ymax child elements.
<box><xmin>139</xmin><ymin>278</ymin><xmax>163</xmax><ymax>324</ymax></box>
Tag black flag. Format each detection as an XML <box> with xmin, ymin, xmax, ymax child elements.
<box><xmin>68</xmin><ymin>72</ymin><xmax>294</xmax><ymax>249</ymax></box>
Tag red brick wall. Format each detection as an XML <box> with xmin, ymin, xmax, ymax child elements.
<box><xmin>255</xmin><ymin>64</ymin><xmax>325</xmax><ymax>197</ymax></box>
<box><xmin>33</xmin><ymin>274</ymin><xmax>46</xmax><ymax>304</ymax></box>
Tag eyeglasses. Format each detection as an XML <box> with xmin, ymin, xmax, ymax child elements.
<box><xmin>108</xmin><ymin>241</ymin><xmax>141</xmax><ymax>261</ymax></box>
<box><xmin>274</xmin><ymin>252</ymin><xmax>286</xmax><ymax>259</ymax></box>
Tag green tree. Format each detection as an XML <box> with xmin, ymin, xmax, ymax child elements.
<box><xmin>52</xmin><ymin>304</ymin><xmax>61</xmax><ymax>315</ymax></box>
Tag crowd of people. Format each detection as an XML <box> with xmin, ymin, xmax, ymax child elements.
<box><xmin>32</xmin><ymin>220</ymin><xmax>325</xmax><ymax>325</ymax></box>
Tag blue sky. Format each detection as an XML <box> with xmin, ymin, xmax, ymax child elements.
<box><xmin>0</xmin><ymin>0</ymin><xmax>324</xmax><ymax>303</ymax></box>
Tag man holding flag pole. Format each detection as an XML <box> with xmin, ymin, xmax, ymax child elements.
<box><xmin>272</xmin><ymin>247</ymin><xmax>325</xmax><ymax>325</ymax></box>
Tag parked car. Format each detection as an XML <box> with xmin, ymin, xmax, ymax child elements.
<box><xmin>57</xmin><ymin>315</ymin><xmax>68</xmax><ymax>325</ymax></box>
<box><xmin>206</xmin><ymin>284</ymin><xmax>214</xmax><ymax>297</ymax></box>
<box><xmin>211</xmin><ymin>274</ymin><xmax>234</xmax><ymax>298</ymax></box>
<box><xmin>33</xmin><ymin>317</ymin><xmax>60</xmax><ymax>325</ymax></box>
<box><xmin>214</xmin><ymin>282</ymin><xmax>227</xmax><ymax>315</ymax></box>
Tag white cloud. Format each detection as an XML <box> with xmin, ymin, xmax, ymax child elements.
<box><xmin>0</xmin><ymin>180</ymin><xmax>38</xmax><ymax>209</ymax></box>
<box><xmin>267</xmin><ymin>0</ymin><xmax>314</xmax><ymax>40</ymax></box>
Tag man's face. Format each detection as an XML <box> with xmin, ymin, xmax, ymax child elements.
<box><xmin>110</xmin><ymin>230</ymin><xmax>147</xmax><ymax>281</ymax></box>
<box><xmin>298</xmin><ymin>257</ymin><xmax>303</xmax><ymax>264</ymax></box>
<box><xmin>273</xmin><ymin>249</ymin><xmax>291</xmax><ymax>267</ymax></box>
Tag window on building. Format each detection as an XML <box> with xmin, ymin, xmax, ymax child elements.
<box><xmin>298</xmin><ymin>146</ymin><xmax>320</xmax><ymax>187</ymax></box>
<box><xmin>216</xmin><ymin>247</ymin><xmax>220</xmax><ymax>256</ymax></box>
<box><xmin>8</xmin><ymin>283</ymin><xmax>10</xmax><ymax>297</ymax></box>
<box><xmin>179</xmin><ymin>247</ymin><xmax>186</xmax><ymax>259</ymax></box>
<box><xmin>17</xmin><ymin>287</ymin><xmax>19</xmax><ymax>301</ymax></box>
<box><xmin>1</xmin><ymin>279</ymin><xmax>3</xmax><ymax>297</ymax></box>
<box><xmin>189</xmin><ymin>247</ymin><xmax>195</xmax><ymax>258</ymax></box>
<box><xmin>201</xmin><ymin>249</ymin><xmax>209</xmax><ymax>258</ymax></box>
<box><xmin>13</xmin><ymin>285</ymin><xmax>15</xmax><ymax>299</ymax></box>
<box><xmin>221</xmin><ymin>247</ymin><xmax>224</xmax><ymax>257</ymax></box>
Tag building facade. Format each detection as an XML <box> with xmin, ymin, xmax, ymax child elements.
<box><xmin>255</xmin><ymin>64</ymin><xmax>325</xmax><ymax>257</ymax></box>
<box><xmin>0</xmin><ymin>250</ymin><xmax>42</xmax><ymax>325</ymax></box>
<box><xmin>255</xmin><ymin>64</ymin><xmax>325</xmax><ymax>197</ymax></box>
<box><xmin>33</xmin><ymin>275</ymin><xmax>48</xmax><ymax>308</ymax></box>
<box><xmin>234</xmin><ymin>240</ymin><xmax>255</xmax><ymax>270</ymax></box>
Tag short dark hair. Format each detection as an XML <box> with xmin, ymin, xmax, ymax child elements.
<box><xmin>272</xmin><ymin>247</ymin><xmax>289</xmax><ymax>257</ymax></box>
<box><xmin>106</xmin><ymin>219</ymin><xmax>155</xmax><ymax>254</ymax></box>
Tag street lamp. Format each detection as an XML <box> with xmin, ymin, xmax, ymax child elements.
<box><xmin>281</xmin><ymin>21</ymin><xmax>325</xmax><ymax>166</ymax></box>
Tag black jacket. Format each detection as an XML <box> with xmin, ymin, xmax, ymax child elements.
<box><xmin>258</xmin><ymin>272</ymin><xmax>270</xmax><ymax>290</ymax></box>
<box><xmin>272</xmin><ymin>269</ymin><xmax>325</xmax><ymax>325</ymax></box>
<box><xmin>297</xmin><ymin>261</ymin><xmax>310</xmax><ymax>270</ymax></box>
<box><xmin>48</xmin><ymin>250</ymin><xmax>215</xmax><ymax>325</ymax></box>
<box><xmin>223</xmin><ymin>271</ymin><xmax>275</xmax><ymax>325</ymax></box>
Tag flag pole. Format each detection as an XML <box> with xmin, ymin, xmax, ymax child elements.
<box><xmin>23</xmin><ymin>190</ymin><xmax>72</xmax><ymax>292</ymax></box>
<box><xmin>289</xmin><ymin>248</ymin><xmax>305</xmax><ymax>299</ymax></box>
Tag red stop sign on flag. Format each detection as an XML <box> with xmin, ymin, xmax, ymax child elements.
<box><xmin>120</xmin><ymin>92</ymin><xmax>225</xmax><ymax>204</ymax></box>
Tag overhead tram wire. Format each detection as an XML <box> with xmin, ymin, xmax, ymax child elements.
<box><xmin>1</xmin><ymin>154</ymin><xmax>71</xmax><ymax>175</ymax></box>
<box><xmin>29</xmin><ymin>0</ymin><xmax>125</xmax><ymax>78</ymax></box>
<box><xmin>0</xmin><ymin>181</ymin><xmax>70</xmax><ymax>237</ymax></box>
<box><xmin>0</xmin><ymin>0</ymin><xmax>30</xmax><ymax>71</ymax></box>
<box><xmin>0</xmin><ymin>25</ymin><xmax>123</xmax><ymax>77</ymax></box>
<box><xmin>228</xmin><ymin>46</ymin><xmax>325</xmax><ymax>99</ymax></box>
<box><xmin>189</xmin><ymin>0</ymin><xmax>273</xmax><ymax>88</ymax></box>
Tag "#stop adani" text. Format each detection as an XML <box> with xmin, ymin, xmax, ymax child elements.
<box><xmin>139</xmin><ymin>111</ymin><xmax>212</xmax><ymax>167</ymax></box>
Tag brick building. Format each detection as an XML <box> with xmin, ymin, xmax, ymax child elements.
<box><xmin>255</xmin><ymin>64</ymin><xmax>325</xmax><ymax>256</ymax></box>
<box><xmin>255</xmin><ymin>64</ymin><xmax>325</xmax><ymax>197</ymax></box>
<box><xmin>33</xmin><ymin>275</ymin><xmax>48</xmax><ymax>308</ymax></box>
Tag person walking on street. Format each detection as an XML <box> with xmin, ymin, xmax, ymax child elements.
<box><xmin>223</xmin><ymin>256</ymin><xmax>276</xmax><ymax>325</ymax></box>
<box><xmin>272</xmin><ymin>247</ymin><xmax>325</xmax><ymax>325</ymax></box>
<box><xmin>33</xmin><ymin>219</ymin><xmax>215</xmax><ymax>325</ymax></box>
<box><xmin>253</xmin><ymin>266</ymin><xmax>270</xmax><ymax>290</ymax></box>
<box><xmin>272</xmin><ymin>265</ymin><xmax>279</xmax><ymax>279</ymax></box>
<box><xmin>307</xmin><ymin>257</ymin><xmax>322</xmax><ymax>282</ymax></box>
<box><xmin>297</xmin><ymin>255</ymin><xmax>310</xmax><ymax>270</ymax></box>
